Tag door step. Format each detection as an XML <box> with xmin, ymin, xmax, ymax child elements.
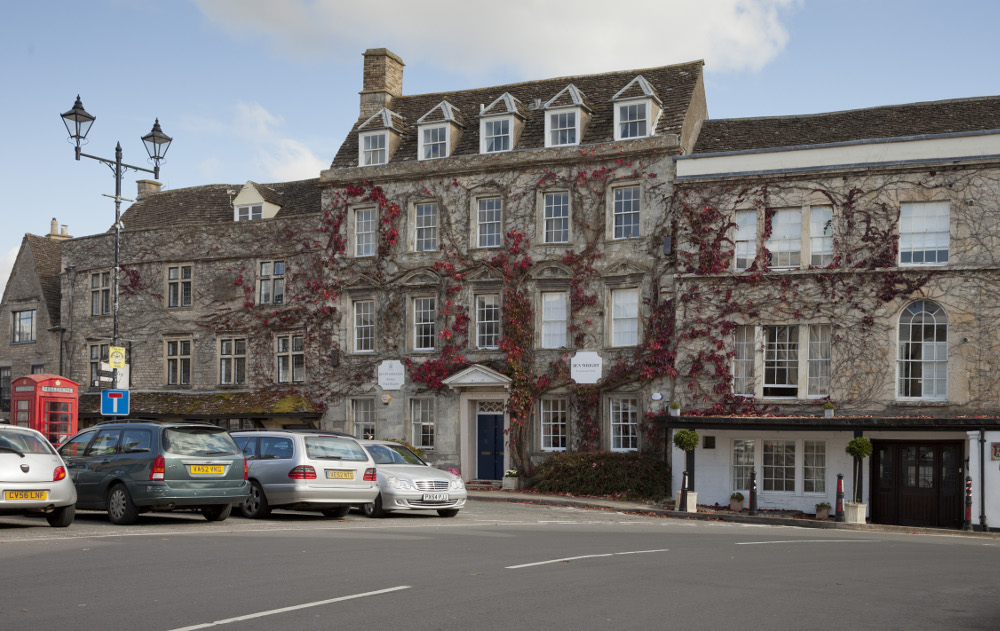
<box><xmin>466</xmin><ymin>479</ymin><xmax>502</xmax><ymax>490</ymax></box>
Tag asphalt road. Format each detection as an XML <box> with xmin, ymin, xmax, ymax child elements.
<box><xmin>1</xmin><ymin>501</ymin><xmax>998</xmax><ymax>631</ymax></box>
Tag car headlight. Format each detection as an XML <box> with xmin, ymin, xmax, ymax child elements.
<box><xmin>450</xmin><ymin>477</ymin><xmax>465</xmax><ymax>490</ymax></box>
<box><xmin>386</xmin><ymin>475</ymin><xmax>412</xmax><ymax>490</ymax></box>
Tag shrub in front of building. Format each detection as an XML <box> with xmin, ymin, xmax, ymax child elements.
<box><xmin>531</xmin><ymin>451</ymin><xmax>670</xmax><ymax>500</ymax></box>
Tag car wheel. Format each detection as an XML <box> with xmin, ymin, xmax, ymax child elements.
<box><xmin>321</xmin><ymin>506</ymin><xmax>350</xmax><ymax>519</ymax></box>
<box><xmin>437</xmin><ymin>509</ymin><xmax>460</xmax><ymax>518</ymax></box>
<box><xmin>202</xmin><ymin>504</ymin><xmax>233</xmax><ymax>522</ymax></box>
<box><xmin>241</xmin><ymin>481</ymin><xmax>271</xmax><ymax>519</ymax></box>
<box><xmin>362</xmin><ymin>493</ymin><xmax>386</xmax><ymax>518</ymax></box>
<box><xmin>107</xmin><ymin>484</ymin><xmax>139</xmax><ymax>525</ymax></box>
<box><xmin>46</xmin><ymin>504</ymin><xmax>75</xmax><ymax>528</ymax></box>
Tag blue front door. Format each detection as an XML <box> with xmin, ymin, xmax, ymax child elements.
<box><xmin>477</xmin><ymin>414</ymin><xmax>504</xmax><ymax>480</ymax></box>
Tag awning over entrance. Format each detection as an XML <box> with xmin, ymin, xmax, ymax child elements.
<box><xmin>656</xmin><ymin>414</ymin><xmax>1000</xmax><ymax>432</ymax></box>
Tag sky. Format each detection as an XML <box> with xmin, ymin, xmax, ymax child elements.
<box><xmin>1</xmin><ymin>0</ymin><xmax>998</xmax><ymax>295</ymax></box>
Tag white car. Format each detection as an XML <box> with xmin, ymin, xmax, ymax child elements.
<box><xmin>358</xmin><ymin>440</ymin><xmax>467</xmax><ymax>518</ymax></box>
<box><xmin>0</xmin><ymin>424</ymin><xmax>77</xmax><ymax>527</ymax></box>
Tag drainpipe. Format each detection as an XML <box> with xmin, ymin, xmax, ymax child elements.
<box><xmin>64</xmin><ymin>265</ymin><xmax>76</xmax><ymax>379</ymax></box>
<box><xmin>980</xmin><ymin>429</ymin><xmax>987</xmax><ymax>531</ymax></box>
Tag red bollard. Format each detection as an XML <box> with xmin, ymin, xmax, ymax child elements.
<box><xmin>835</xmin><ymin>473</ymin><xmax>845</xmax><ymax>523</ymax></box>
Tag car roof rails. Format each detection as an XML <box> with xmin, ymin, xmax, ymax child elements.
<box><xmin>94</xmin><ymin>418</ymin><xmax>162</xmax><ymax>426</ymax></box>
<box><xmin>230</xmin><ymin>428</ymin><xmax>352</xmax><ymax>437</ymax></box>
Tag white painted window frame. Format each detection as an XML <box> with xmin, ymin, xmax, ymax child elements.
<box><xmin>480</xmin><ymin>116</ymin><xmax>513</xmax><ymax>153</ymax></box>
<box><xmin>418</xmin><ymin>124</ymin><xmax>449</xmax><ymax>160</ymax></box>
<box><xmin>613</xmin><ymin>99</ymin><xmax>651</xmax><ymax>140</ymax></box>
<box><xmin>359</xmin><ymin>130</ymin><xmax>388</xmax><ymax>166</ymax></box>
<box><xmin>544</xmin><ymin>108</ymin><xmax>580</xmax><ymax>147</ymax></box>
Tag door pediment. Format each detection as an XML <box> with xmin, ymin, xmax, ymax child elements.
<box><xmin>443</xmin><ymin>364</ymin><xmax>511</xmax><ymax>389</ymax></box>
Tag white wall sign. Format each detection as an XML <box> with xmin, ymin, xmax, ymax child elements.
<box><xmin>378</xmin><ymin>360</ymin><xmax>405</xmax><ymax>390</ymax></box>
<box><xmin>571</xmin><ymin>351</ymin><xmax>603</xmax><ymax>384</ymax></box>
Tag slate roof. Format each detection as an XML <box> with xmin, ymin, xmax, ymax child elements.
<box><xmin>330</xmin><ymin>60</ymin><xmax>704</xmax><ymax>168</ymax></box>
<box><xmin>78</xmin><ymin>390</ymin><xmax>323</xmax><ymax>418</ymax></box>
<box><xmin>24</xmin><ymin>235</ymin><xmax>64</xmax><ymax>326</ymax></box>
<box><xmin>692</xmin><ymin>95</ymin><xmax>1000</xmax><ymax>155</ymax></box>
<box><xmin>119</xmin><ymin>179</ymin><xmax>321</xmax><ymax>231</ymax></box>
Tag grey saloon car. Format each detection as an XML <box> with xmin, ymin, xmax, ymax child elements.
<box><xmin>0</xmin><ymin>424</ymin><xmax>77</xmax><ymax>527</ymax></box>
<box><xmin>358</xmin><ymin>440</ymin><xmax>466</xmax><ymax>518</ymax></box>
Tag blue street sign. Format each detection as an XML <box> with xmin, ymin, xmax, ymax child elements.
<box><xmin>101</xmin><ymin>389</ymin><xmax>130</xmax><ymax>416</ymax></box>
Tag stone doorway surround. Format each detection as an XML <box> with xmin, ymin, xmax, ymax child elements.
<box><xmin>442</xmin><ymin>364</ymin><xmax>511</xmax><ymax>481</ymax></box>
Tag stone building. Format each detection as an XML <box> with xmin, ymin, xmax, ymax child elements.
<box><xmin>666</xmin><ymin>96</ymin><xmax>1000</xmax><ymax>529</ymax></box>
<box><xmin>0</xmin><ymin>220</ymin><xmax>72</xmax><ymax>419</ymax></box>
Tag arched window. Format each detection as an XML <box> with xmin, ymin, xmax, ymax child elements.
<box><xmin>898</xmin><ymin>301</ymin><xmax>948</xmax><ymax>400</ymax></box>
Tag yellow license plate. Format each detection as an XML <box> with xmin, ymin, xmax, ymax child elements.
<box><xmin>189</xmin><ymin>465</ymin><xmax>225</xmax><ymax>475</ymax></box>
<box><xmin>325</xmin><ymin>470</ymin><xmax>354</xmax><ymax>480</ymax></box>
<box><xmin>5</xmin><ymin>490</ymin><xmax>48</xmax><ymax>501</ymax></box>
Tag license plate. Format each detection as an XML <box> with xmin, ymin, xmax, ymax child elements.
<box><xmin>5</xmin><ymin>490</ymin><xmax>47</xmax><ymax>501</ymax></box>
<box><xmin>326</xmin><ymin>470</ymin><xmax>354</xmax><ymax>480</ymax></box>
<box><xmin>189</xmin><ymin>465</ymin><xmax>225</xmax><ymax>475</ymax></box>
<box><xmin>422</xmin><ymin>493</ymin><xmax>449</xmax><ymax>502</ymax></box>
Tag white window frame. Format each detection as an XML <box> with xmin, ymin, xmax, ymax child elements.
<box><xmin>12</xmin><ymin>309</ymin><xmax>36</xmax><ymax>343</ymax></box>
<box><xmin>544</xmin><ymin>108</ymin><xmax>579</xmax><ymax>147</ymax></box>
<box><xmin>543</xmin><ymin>191</ymin><xmax>570</xmax><ymax>244</ymax></box>
<box><xmin>897</xmin><ymin>300</ymin><xmax>948</xmax><ymax>401</ymax></box>
<box><xmin>236</xmin><ymin>204</ymin><xmax>262</xmax><ymax>222</ymax></box>
<box><xmin>480</xmin><ymin>116</ymin><xmax>512</xmax><ymax>153</ymax></box>
<box><xmin>355</xmin><ymin>207</ymin><xmax>376</xmax><ymax>257</ymax></box>
<box><xmin>767</xmin><ymin>208</ymin><xmax>802</xmax><ymax>270</ymax></box>
<box><xmin>91</xmin><ymin>271</ymin><xmax>111</xmax><ymax>316</ymax></box>
<box><xmin>475</xmin><ymin>294</ymin><xmax>501</xmax><ymax>350</ymax></box>
<box><xmin>764</xmin><ymin>325</ymin><xmax>799</xmax><ymax>398</ymax></box>
<box><xmin>732</xmin><ymin>438</ymin><xmax>828</xmax><ymax>496</ymax></box>
<box><xmin>803</xmin><ymin>440</ymin><xmax>826</xmax><ymax>493</ymax></box>
<box><xmin>418</xmin><ymin>124</ymin><xmax>449</xmax><ymax>160</ymax></box>
<box><xmin>735</xmin><ymin>210</ymin><xmax>757</xmax><ymax>271</ymax></box>
<box><xmin>353</xmin><ymin>398</ymin><xmax>376</xmax><ymax>439</ymax></box>
<box><xmin>609</xmin><ymin>396</ymin><xmax>639</xmax><ymax>452</ymax></box>
<box><xmin>732</xmin><ymin>439</ymin><xmax>755</xmax><ymax>492</ymax></box>
<box><xmin>807</xmin><ymin>324</ymin><xmax>832</xmax><ymax>397</ymax></box>
<box><xmin>899</xmin><ymin>201</ymin><xmax>950</xmax><ymax>266</ymax></box>
<box><xmin>414</xmin><ymin>203</ymin><xmax>438</xmax><ymax>252</ymax></box>
<box><xmin>166</xmin><ymin>339</ymin><xmax>192</xmax><ymax>386</ymax></box>
<box><xmin>540</xmin><ymin>398</ymin><xmax>568</xmax><ymax>451</ymax></box>
<box><xmin>736</xmin><ymin>324</ymin><xmax>832</xmax><ymax>399</ymax></box>
<box><xmin>612</xmin><ymin>185</ymin><xmax>641</xmax><ymax>240</ymax></box>
<box><xmin>276</xmin><ymin>334</ymin><xmax>304</xmax><ymax>383</ymax></box>
<box><xmin>733</xmin><ymin>325</ymin><xmax>755</xmax><ymax>396</ymax></box>
<box><xmin>219</xmin><ymin>337</ymin><xmax>247</xmax><ymax>386</ymax></box>
<box><xmin>359</xmin><ymin>131</ymin><xmax>388</xmax><ymax>166</ymax></box>
<box><xmin>413</xmin><ymin>297</ymin><xmax>436</xmax><ymax>352</ymax></box>
<box><xmin>763</xmin><ymin>439</ymin><xmax>796</xmax><ymax>492</ymax></box>
<box><xmin>810</xmin><ymin>205</ymin><xmax>834</xmax><ymax>267</ymax></box>
<box><xmin>540</xmin><ymin>291</ymin><xmax>568</xmax><ymax>349</ymax></box>
<box><xmin>614</xmin><ymin>100</ymin><xmax>650</xmax><ymax>140</ymax></box>
<box><xmin>353</xmin><ymin>300</ymin><xmax>375</xmax><ymax>354</ymax></box>
<box><xmin>610</xmin><ymin>287</ymin><xmax>640</xmax><ymax>347</ymax></box>
<box><xmin>411</xmin><ymin>399</ymin><xmax>435</xmax><ymax>449</ymax></box>
<box><xmin>477</xmin><ymin>197</ymin><xmax>503</xmax><ymax>249</ymax></box>
<box><xmin>258</xmin><ymin>260</ymin><xmax>285</xmax><ymax>305</ymax></box>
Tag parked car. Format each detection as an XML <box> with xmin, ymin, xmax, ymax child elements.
<box><xmin>0</xmin><ymin>424</ymin><xmax>77</xmax><ymax>527</ymax></box>
<box><xmin>58</xmin><ymin>420</ymin><xmax>248</xmax><ymax>525</ymax></box>
<box><xmin>231</xmin><ymin>429</ymin><xmax>378</xmax><ymax>519</ymax></box>
<box><xmin>358</xmin><ymin>440</ymin><xmax>466</xmax><ymax>518</ymax></box>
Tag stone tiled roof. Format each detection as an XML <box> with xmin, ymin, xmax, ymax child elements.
<box><xmin>78</xmin><ymin>390</ymin><xmax>323</xmax><ymax>418</ymax></box>
<box><xmin>331</xmin><ymin>60</ymin><xmax>704</xmax><ymax>168</ymax></box>
<box><xmin>24</xmin><ymin>235</ymin><xmax>64</xmax><ymax>326</ymax></box>
<box><xmin>692</xmin><ymin>95</ymin><xmax>1000</xmax><ymax>154</ymax></box>
<box><xmin>119</xmin><ymin>179</ymin><xmax>321</xmax><ymax>231</ymax></box>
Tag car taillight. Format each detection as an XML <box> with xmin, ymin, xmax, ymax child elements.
<box><xmin>243</xmin><ymin>457</ymin><xmax>248</xmax><ymax>480</ymax></box>
<box><xmin>150</xmin><ymin>454</ymin><xmax>165</xmax><ymax>481</ymax></box>
<box><xmin>363</xmin><ymin>467</ymin><xmax>377</xmax><ymax>482</ymax></box>
<box><xmin>288</xmin><ymin>465</ymin><xmax>316</xmax><ymax>479</ymax></box>
<box><xmin>53</xmin><ymin>466</ymin><xmax>67</xmax><ymax>482</ymax></box>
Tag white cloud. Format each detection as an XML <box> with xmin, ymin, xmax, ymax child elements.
<box><xmin>231</xmin><ymin>101</ymin><xmax>326</xmax><ymax>181</ymax></box>
<box><xmin>193</xmin><ymin>0</ymin><xmax>798</xmax><ymax>76</ymax></box>
<box><xmin>260</xmin><ymin>138</ymin><xmax>328</xmax><ymax>181</ymax></box>
<box><xmin>198</xmin><ymin>156</ymin><xmax>223</xmax><ymax>180</ymax></box>
<box><xmin>0</xmin><ymin>245</ymin><xmax>20</xmax><ymax>299</ymax></box>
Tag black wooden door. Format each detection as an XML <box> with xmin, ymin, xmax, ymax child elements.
<box><xmin>871</xmin><ymin>441</ymin><xmax>963</xmax><ymax>529</ymax></box>
<box><xmin>477</xmin><ymin>414</ymin><xmax>504</xmax><ymax>480</ymax></box>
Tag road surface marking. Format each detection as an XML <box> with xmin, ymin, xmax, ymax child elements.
<box><xmin>506</xmin><ymin>548</ymin><xmax>668</xmax><ymax>569</ymax></box>
<box><xmin>167</xmin><ymin>585</ymin><xmax>411</xmax><ymax>630</ymax></box>
<box><xmin>736</xmin><ymin>539</ymin><xmax>876</xmax><ymax>545</ymax></box>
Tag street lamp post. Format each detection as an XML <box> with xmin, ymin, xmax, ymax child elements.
<box><xmin>61</xmin><ymin>96</ymin><xmax>173</xmax><ymax>389</ymax></box>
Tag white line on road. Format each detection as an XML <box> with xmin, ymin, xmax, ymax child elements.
<box><xmin>736</xmin><ymin>539</ymin><xmax>876</xmax><ymax>545</ymax></box>
<box><xmin>506</xmin><ymin>548</ymin><xmax>668</xmax><ymax>569</ymax></box>
<box><xmin>167</xmin><ymin>585</ymin><xmax>411</xmax><ymax>630</ymax></box>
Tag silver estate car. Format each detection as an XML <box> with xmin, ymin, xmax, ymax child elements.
<box><xmin>0</xmin><ymin>424</ymin><xmax>77</xmax><ymax>527</ymax></box>
<box><xmin>358</xmin><ymin>440</ymin><xmax>466</xmax><ymax>518</ymax></box>
<box><xmin>232</xmin><ymin>430</ymin><xmax>378</xmax><ymax>518</ymax></box>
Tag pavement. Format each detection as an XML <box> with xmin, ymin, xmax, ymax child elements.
<box><xmin>467</xmin><ymin>488</ymin><xmax>1000</xmax><ymax>538</ymax></box>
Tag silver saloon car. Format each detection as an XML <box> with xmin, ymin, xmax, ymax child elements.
<box><xmin>358</xmin><ymin>440</ymin><xmax>466</xmax><ymax>518</ymax></box>
<box><xmin>0</xmin><ymin>424</ymin><xmax>77</xmax><ymax>527</ymax></box>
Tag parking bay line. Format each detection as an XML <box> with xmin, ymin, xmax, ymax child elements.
<box><xmin>167</xmin><ymin>585</ymin><xmax>411</xmax><ymax>630</ymax></box>
<box><xmin>506</xmin><ymin>548</ymin><xmax>668</xmax><ymax>569</ymax></box>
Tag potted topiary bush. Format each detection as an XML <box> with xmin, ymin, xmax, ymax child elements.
<box><xmin>668</xmin><ymin>401</ymin><xmax>681</xmax><ymax>417</ymax></box>
<box><xmin>844</xmin><ymin>437</ymin><xmax>873</xmax><ymax>523</ymax></box>
<box><xmin>815</xmin><ymin>501</ymin><xmax>832</xmax><ymax>520</ymax></box>
<box><xmin>673</xmin><ymin>429</ymin><xmax>699</xmax><ymax>512</ymax></box>
<box><xmin>730</xmin><ymin>491</ymin><xmax>745</xmax><ymax>512</ymax></box>
<box><xmin>823</xmin><ymin>401</ymin><xmax>835</xmax><ymax>418</ymax></box>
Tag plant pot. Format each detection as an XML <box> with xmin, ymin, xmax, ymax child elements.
<box><xmin>502</xmin><ymin>477</ymin><xmax>523</xmax><ymax>490</ymax></box>
<box><xmin>675</xmin><ymin>491</ymin><xmax>697</xmax><ymax>512</ymax></box>
<box><xmin>843</xmin><ymin>501</ymin><xmax>867</xmax><ymax>524</ymax></box>
<box><xmin>815</xmin><ymin>507</ymin><xmax>831</xmax><ymax>520</ymax></box>
<box><xmin>668</xmin><ymin>407</ymin><xmax>680</xmax><ymax>417</ymax></box>
<box><xmin>824</xmin><ymin>408</ymin><xmax>834</xmax><ymax>418</ymax></box>
<box><xmin>730</xmin><ymin>499</ymin><xmax>744</xmax><ymax>512</ymax></box>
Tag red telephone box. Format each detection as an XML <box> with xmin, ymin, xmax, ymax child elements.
<box><xmin>10</xmin><ymin>374</ymin><xmax>79</xmax><ymax>445</ymax></box>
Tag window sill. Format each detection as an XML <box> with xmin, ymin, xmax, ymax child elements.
<box><xmin>891</xmin><ymin>400</ymin><xmax>949</xmax><ymax>407</ymax></box>
<box><xmin>10</xmin><ymin>341</ymin><xmax>36</xmax><ymax>345</ymax></box>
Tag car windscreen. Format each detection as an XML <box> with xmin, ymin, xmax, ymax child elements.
<box><xmin>0</xmin><ymin>429</ymin><xmax>55</xmax><ymax>455</ymax></box>
<box><xmin>366</xmin><ymin>443</ymin><xmax>426</xmax><ymax>466</ymax></box>
<box><xmin>304</xmin><ymin>436</ymin><xmax>369</xmax><ymax>461</ymax></box>
<box><xmin>163</xmin><ymin>427</ymin><xmax>241</xmax><ymax>456</ymax></box>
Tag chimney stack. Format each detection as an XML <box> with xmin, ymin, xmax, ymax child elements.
<box><xmin>136</xmin><ymin>179</ymin><xmax>162</xmax><ymax>200</ymax></box>
<box><xmin>47</xmin><ymin>218</ymin><xmax>72</xmax><ymax>241</ymax></box>
<box><xmin>360</xmin><ymin>48</ymin><xmax>404</xmax><ymax>119</ymax></box>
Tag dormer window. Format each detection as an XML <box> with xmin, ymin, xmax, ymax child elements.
<box><xmin>615</xmin><ymin>102</ymin><xmax>649</xmax><ymax>139</ymax></box>
<box><xmin>546</xmin><ymin>110</ymin><xmax>578</xmax><ymax>147</ymax></box>
<box><xmin>237</xmin><ymin>204</ymin><xmax>262</xmax><ymax>222</ymax></box>
<box><xmin>359</xmin><ymin>131</ymin><xmax>388</xmax><ymax>166</ymax></box>
<box><xmin>482</xmin><ymin>118</ymin><xmax>512</xmax><ymax>153</ymax></box>
<box><xmin>419</xmin><ymin>125</ymin><xmax>448</xmax><ymax>160</ymax></box>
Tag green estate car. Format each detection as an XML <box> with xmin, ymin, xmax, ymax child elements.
<box><xmin>58</xmin><ymin>420</ymin><xmax>249</xmax><ymax>525</ymax></box>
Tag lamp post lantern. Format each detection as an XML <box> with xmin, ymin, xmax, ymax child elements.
<box><xmin>61</xmin><ymin>96</ymin><xmax>173</xmax><ymax>388</ymax></box>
